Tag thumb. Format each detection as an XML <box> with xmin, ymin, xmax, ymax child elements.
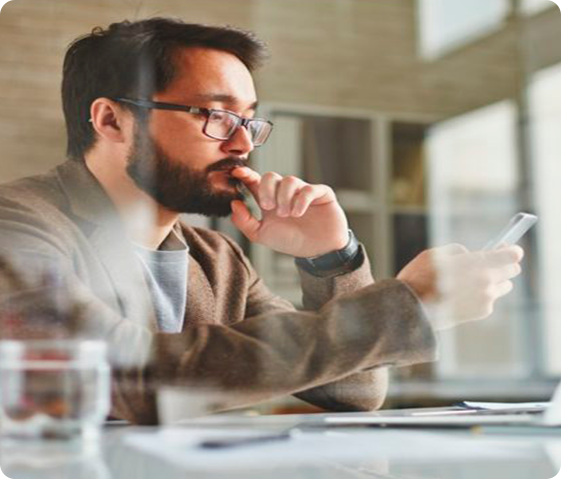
<box><xmin>231</xmin><ymin>200</ymin><xmax>261</xmax><ymax>242</ymax></box>
<box><xmin>430</xmin><ymin>243</ymin><xmax>469</xmax><ymax>265</ymax></box>
<box><xmin>436</xmin><ymin>243</ymin><xmax>469</xmax><ymax>255</ymax></box>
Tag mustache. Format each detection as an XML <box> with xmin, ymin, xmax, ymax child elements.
<box><xmin>206</xmin><ymin>157</ymin><xmax>248</xmax><ymax>174</ymax></box>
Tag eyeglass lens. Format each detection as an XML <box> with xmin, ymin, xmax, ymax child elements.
<box><xmin>205</xmin><ymin>110</ymin><xmax>271</xmax><ymax>146</ymax></box>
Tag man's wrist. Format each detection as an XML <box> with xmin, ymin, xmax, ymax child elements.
<box><xmin>294</xmin><ymin>230</ymin><xmax>363</xmax><ymax>277</ymax></box>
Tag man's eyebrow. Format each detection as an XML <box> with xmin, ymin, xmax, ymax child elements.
<box><xmin>192</xmin><ymin>93</ymin><xmax>258</xmax><ymax>111</ymax></box>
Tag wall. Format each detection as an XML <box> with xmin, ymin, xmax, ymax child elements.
<box><xmin>0</xmin><ymin>0</ymin><xmax>560</xmax><ymax>179</ymax></box>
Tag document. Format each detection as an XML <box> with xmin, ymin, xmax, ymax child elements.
<box><xmin>123</xmin><ymin>427</ymin><xmax>535</xmax><ymax>471</ymax></box>
<box><xmin>457</xmin><ymin>402</ymin><xmax>549</xmax><ymax>412</ymax></box>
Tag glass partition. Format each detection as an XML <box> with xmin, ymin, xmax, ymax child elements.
<box><xmin>2</xmin><ymin>0</ymin><xmax>561</xmax><ymax>413</ymax></box>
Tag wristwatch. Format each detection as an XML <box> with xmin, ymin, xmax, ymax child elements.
<box><xmin>294</xmin><ymin>230</ymin><xmax>363</xmax><ymax>277</ymax></box>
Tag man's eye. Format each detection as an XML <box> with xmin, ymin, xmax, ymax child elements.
<box><xmin>208</xmin><ymin>111</ymin><xmax>227</xmax><ymax>122</ymax></box>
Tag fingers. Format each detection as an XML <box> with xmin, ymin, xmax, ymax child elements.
<box><xmin>277</xmin><ymin>176</ymin><xmax>305</xmax><ymax>217</ymax></box>
<box><xmin>230</xmin><ymin>200</ymin><xmax>261</xmax><ymax>242</ymax></box>
<box><xmin>437</xmin><ymin>247</ymin><xmax>522</xmax><ymax>292</ymax></box>
<box><xmin>436</xmin><ymin>245</ymin><xmax>523</xmax><ymax>274</ymax></box>
<box><xmin>444</xmin><ymin>262</ymin><xmax>520</xmax><ymax>292</ymax></box>
<box><xmin>457</xmin><ymin>279</ymin><xmax>514</xmax><ymax>320</ymax></box>
<box><xmin>429</xmin><ymin>277</ymin><xmax>516</xmax><ymax>330</ymax></box>
<box><xmin>430</xmin><ymin>244</ymin><xmax>469</xmax><ymax>268</ymax></box>
<box><xmin>231</xmin><ymin>168</ymin><xmax>334</xmax><ymax>217</ymax></box>
<box><xmin>493</xmin><ymin>280</ymin><xmax>514</xmax><ymax>299</ymax></box>
<box><xmin>433</xmin><ymin>243</ymin><xmax>469</xmax><ymax>256</ymax></box>
<box><xmin>258</xmin><ymin>171</ymin><xmax>283</xmax><ymax>210</ymax></box>
<box><xmin>291</xmin><ymin>184</ymin><xmax>333</xmax><ymax>217</ymax></box>
<box><xmin>230</xmin><ymin>167</ymin><xmax>262</xmax><ymax>200</ymax></box>
<box><xmin>481</xmin><ymin>245</ymin><xmax>524</xmax><ymax>267</ymax></box>
<box><xmin>491</xmin><ymin>262</ymin><xmax>522</xmax><ymax>283</ymax></box>
<box><xmin>415</xmin><ymin>242</ymin><xmax>525</xmax><ymax>330</ymax></box>
<box><xmin>231</xmin><ymin>168</ymin><xmax>284</xmax><ymax>210</ymax></box>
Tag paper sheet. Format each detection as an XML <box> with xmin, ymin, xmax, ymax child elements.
<box><xmin>458</xmin><ymin>402</ymin><xmax>550</xmax><ymax>411</ymax></box>
<box><xmin>123</xmin><ymin>427</ymin><xmax>538</xmax><ymax>471</ymax></box>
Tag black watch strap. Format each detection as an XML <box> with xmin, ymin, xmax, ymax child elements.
<box><xmin>295</xmin><ymin>230</ymin><xmax>362</xmax><ymax>277</ymax></box>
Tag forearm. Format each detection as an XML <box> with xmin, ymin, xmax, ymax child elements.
<box><xmin>0</xmin><ymin>236</ymin><xmax>433</xmax><ymax>425</ymax></box>
<box><xmin>297</xmin><ymin>244</ymin><xmax>375</xmax><ymax>309</ymax></box>
<box><xmin>295</xmin><ymin>245</ymin><xmax>389</xmax><ymax>411</ymax></box>
<box><xmin>3</xmin><ymin>261</ymin><xmax>434</xmax><ymax>425</ymax></box>
<box><xmin>152</xmin><ymin>279</ymin><xmax>435</xmax><ymax>418</ymax></box>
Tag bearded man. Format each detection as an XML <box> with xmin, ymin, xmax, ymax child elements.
<box><xmin>0</xmin><ymin>18</ymin><xmax>523</xmax><ymax>424</ymax></box>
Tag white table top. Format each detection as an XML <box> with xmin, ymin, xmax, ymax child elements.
<box><xmin>2</xmin><ymin>409</ymin><xmax>561</xmax><ymax>479</ymax></box>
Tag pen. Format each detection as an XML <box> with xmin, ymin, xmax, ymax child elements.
<box><xmin>198</xmin><ymin>431</ymin><xmax>292</xmax><ymax>449</ymax></box>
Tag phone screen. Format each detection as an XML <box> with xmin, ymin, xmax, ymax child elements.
<box><xmin>483</xmin><ymin>213</ymin><xmax>538</xmax><ymax>250</ymax></box>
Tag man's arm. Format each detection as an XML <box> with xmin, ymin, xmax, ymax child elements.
<box><xmin>227</xmin><ymin>167</ymin><xmax>524</xmax><ymax>412</ymax></box>
<box><xmin>0</xmin><ymin>245</ymin><xmax>436</xmax><ymax>425</ymax></box>
<box><xmin>223</xmin><ymin>227</ymin><xmax>391</xmax><ymax>411</ymax></box>
<box><xmin>293</xmin><ymin>246</ymin><xmax>389</xmax><ymax>411</ymax></box>
<box><xmin>0</xmin><ymin>192</ymin><xmax>521</xmax><ymax>424</ymax></box>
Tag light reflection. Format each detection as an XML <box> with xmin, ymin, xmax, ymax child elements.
<box><xmin>418</xmin><ymin>0</ymin><xmax>509</xmax><ymax>59</ymax></box>
<box><xmin>0</xmin><ymin>440</ymin><xmax>111</xmax><ymax>479</ymax></box>
<box><xmin>521</xmin><ymin>0</ymin><xmax>556</xmax><ymax>15</ymax></box>
<box><xmin>426</xmin><ymin>100</ymin><xmax>526</xmax><ymax>379</ymax></box>
<box><xmin>528</xmin><ymin>62</ymin><xmax>561</xmax><ymax>375</ymax></box>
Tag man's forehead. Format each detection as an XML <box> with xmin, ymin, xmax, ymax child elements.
<box><xmin>192</xmin><ymin>92</ymin><xmax>259</xmax><ymax>110</ymax></box>
<box><xmin>167</xmin><ymin>47</ymin><xmax>257</xmax><ymax>107</ymax></box>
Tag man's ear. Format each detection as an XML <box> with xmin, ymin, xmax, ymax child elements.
<box><xmin>89</xmin><ymin>98</ymin><xmax>131</xmax><ymax>144</ymax></box>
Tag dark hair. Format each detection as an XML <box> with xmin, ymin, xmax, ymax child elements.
<box><xmin>61</xmin><ymin>18</ymin><xmax>268</xmax><ymax>161</ymax></box>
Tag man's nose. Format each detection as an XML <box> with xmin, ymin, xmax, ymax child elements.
<box><xmin>220</xmin><ymin>125</ymin><xmax>255</xmax><ymax>157</ymax></box>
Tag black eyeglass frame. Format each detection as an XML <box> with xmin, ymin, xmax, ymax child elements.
<box><xmin>112</xmin><ymin>97</ymin><xmax>273</xmax><ymax>147</ymax></box>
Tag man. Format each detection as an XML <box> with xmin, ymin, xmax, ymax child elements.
<box><xmin>0</xmin><ymin>18</ymin><xmax>523</xmax><ymax>424</ymax></box>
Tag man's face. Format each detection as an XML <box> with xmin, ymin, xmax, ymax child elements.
<box><xmin>126</xmin><ymin>47</ymin><xmax>258</xmax><ymax>216</ymax></box>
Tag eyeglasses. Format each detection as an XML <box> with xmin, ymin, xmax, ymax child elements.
<box><xmin>113</xmin><ymin>97</ymin><xmax>273</xmax><ymax>147</ymax></box>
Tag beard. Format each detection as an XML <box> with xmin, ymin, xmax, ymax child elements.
<box><xmin>125</xmin><ymin>124</ymin><xmax>245</xmax><ymax>217</ymax></box>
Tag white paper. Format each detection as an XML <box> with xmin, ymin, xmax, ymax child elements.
<box><xmin>324</xmin><ymin>414</ymin><xmax>538</xmax><ymax>426</ymax></box>
<box><xmin>545</xmin><ymin>382</ymin><xmax>561</xmax><ymax>425</ymax></box>
<box><xmin>123</xmin><ymin>427</ymin><xmax>537</xmax><ymax>471</ymax></box>
<box><xmin>460</xmin><ymin>402</ymin><xmax>549</xmax><ymax>411</ymax></box>
<box><xmin>544</xmin><ymin>440</ymin><xmax>561</xmax><ymax>479</ymax></box>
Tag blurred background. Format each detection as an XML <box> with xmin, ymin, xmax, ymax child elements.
<box><xmin>1</xmin><ymin>0</ymin><xmax>561</xmax><ymax>412</ymax></box>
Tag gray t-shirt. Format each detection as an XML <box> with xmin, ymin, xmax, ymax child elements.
<box><xmin>134</xmin><ymin>229</ymin><xmax>189</xmax><ymax>333</ymax></box>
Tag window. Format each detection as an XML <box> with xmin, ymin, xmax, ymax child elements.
<box><xmin>426</xmin><ymin>101</ymin><xmax>529</xmax><ymax>378</ymax></box>
<box><xmin>528</xmin><ymin>63</ymin><xmax>561</xmax><ymax>375</ymax></box>
<box><xmin>417</xmin><ymin>0</ymin><xmax>510</xmax><ymax>59</ymax></box>
<box><xmin>520</xmin><ymin>0</ymin><xmax>556</xmax><ymax>15</ymax></box>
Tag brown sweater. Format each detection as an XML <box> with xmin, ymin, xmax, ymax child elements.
<box><xmin>0</xmin><ymin>160</ymin><xmax>437</xmax><ymax>424</ymax></box>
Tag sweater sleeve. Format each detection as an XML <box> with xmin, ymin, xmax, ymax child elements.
<box><xmin>0</xmin><ymin>201</ymin><xmax>437</xmax><ymax>424</ymax></box>
<box><xmin>221</xmin><ymin>235</ymin><xmax>437</xmax><ymax>412</ymax></box>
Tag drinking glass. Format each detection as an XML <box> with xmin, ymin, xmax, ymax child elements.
<box><xmin>0</xmin><ymin>340</ymin><xmax>110</xmax><ymax>443</ymax></box>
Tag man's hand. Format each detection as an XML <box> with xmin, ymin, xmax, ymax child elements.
<box><xmin>397</xmin><ymin>244</ymin><xmax>524</xmax><ymax>330</ymax></box>
<box><xmin>230</xmin><ymin>167</ymin><xmax>349</xmax><ymax>257</ymax></box>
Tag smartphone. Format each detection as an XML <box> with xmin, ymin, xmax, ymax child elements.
<box><xmin>482</xmin><ymin>212</ymin><xmax>538</xmax><ymax>250</ymax></box>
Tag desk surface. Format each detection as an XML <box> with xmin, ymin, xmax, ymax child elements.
<box><xmin>1</xmin><ymin>410</ymin><xmax>561</xmax><ymax>479</ymax></box>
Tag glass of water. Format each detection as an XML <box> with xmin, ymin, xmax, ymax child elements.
<box><xmin>0</xmin><ymin>340</ymin><xmax>110</xmax><ymax>443</ymax></box>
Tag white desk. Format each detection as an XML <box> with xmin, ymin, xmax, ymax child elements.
<box><xmin>1</xmin><ymin>410</ymin><xmax>560</xmax><ymax>479</ymax></box>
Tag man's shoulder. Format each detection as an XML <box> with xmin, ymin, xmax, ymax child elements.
<box><xmin>178</xmin><ymin>223</ymin><xmax>255</xmax><ymax>280</ymax></box>
<box><xmin>0</xmin><ymin>167</ymin><xmax>67</xmax><ymax>215</ymax></box>
<box><xmin>0</xmin><ymin>166</ymin><xmax>80</xmax><ymax>255</ymax></box>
